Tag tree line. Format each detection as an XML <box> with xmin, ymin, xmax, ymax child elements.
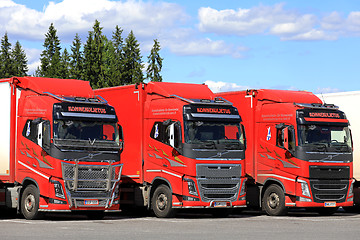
<box><xmin>0</xmin><ymin>20</ymin><xmax>163</xmax><ymax>88</ymax></box>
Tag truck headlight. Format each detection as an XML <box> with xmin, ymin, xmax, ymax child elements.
<box><xmin>184</xmin><ymin>178</ymin><xmax>198</xmax><ymax>196</ymax></box>
<box><xmin>53</xmin><ymin>181</ymin><xmax>65</xmax><ymax>199</ymax></box>
<box><xmin>348</xmin><ymin>179</ymin><xmax>355</xmax><ymax>198</ymax></box>
<box><xmin>299</xmin><ymin>180</ymin><xmax>311</xmax><ymax>198</ymax></box>
<box><xmin>239</xmin><ymin>179</ymin><xmax>246</xmax><ymax>196</ymax></box>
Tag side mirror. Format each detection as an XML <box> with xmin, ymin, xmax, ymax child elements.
<box><xmin>168</xmin><ymin>122</ymin><xmax>181</xmax><ymax>150</ymax></box>
<box><xmin>37</xmin><ymin>122</ymin><xmax>43</xmax><ymax>148</ymax></box>
<box><xmin>38</xmin><ymin>120</ymin><xmax>51</xmax><ymax>153</ymax></box>
<box><xmin>283</xmin><ymin>126</ymin><xmax>289</xmax><ymax>151</ymax></box>
<box><xmin>241</xmin><ymin>124</ymin><xmax>246</xmax><ymax>150</ymax></box>
<box><xmin>118</xmin><ymin>124</ymin><xmax>124</xmax><ymax>152</ymax></box>
<box><xmin>282</xmin><ymin>125</ymin><xmax>294</xmax><ymax>153</ymax></box>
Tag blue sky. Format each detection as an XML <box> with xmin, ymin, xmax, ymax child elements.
<box><xmin>1</xmin><ymin>0</ymin><xmax>359</xmax><ymax>93</ymax></box>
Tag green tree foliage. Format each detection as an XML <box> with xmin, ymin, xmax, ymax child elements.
<box><xmin>83</xmin><ymin>20</ymin><xmax>107</xmax><ymax>88</ymax></box>
<box><xmin>122</xmin><ymin>30</ymin><xmax>144</xmax><ymax>84</ymax></box>
<box><xmin>110</xmin><ymin>25</ymin><xmax>124</xmax><ymax>86</ymax></box>
<box><xmin>11</xmin><ymin>41</ymin><xmax>28</xmax><ymax>77</ymax></box>
<box><xmin>36</xmin><ymin>23</ymin><xmax>62</xmax><ymax>78</ymax></box>
<box><xmin>0</xmin><ymin>20</ymin><xmax>158</xmax><ymax>86</ymax></box>
<box><xmin>60</xmin><ymin>48</ymin><xmax>71</xmax><ymax>79</ymax></box>
<box><xmin>0</xmin><ymin>33</ymin><xmax>28</xmax><ymax>78</ymax></box>
<box><xmin>102</xmin><ymin>36</ymin><xmax>115</xmax><ymax>88</ymax></box>
<box><xmin>0</xmin><ymin>32</ymin><xmax>13</xmax><ymax>78</ymax></box>
<box><xmin>70</xmin><ymin>33</ymin><xmax>83</xmax><ymax>79</ymax></box>
<box><xmin>146</xmin><ymin>39</ymin><xmax>163</xmax><ymax>82</ymax></box>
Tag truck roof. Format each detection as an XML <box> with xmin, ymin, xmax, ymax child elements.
<box><xmin>257</xmin><ymin>89</ymin><xmax>322</xmax><ymax>104</ymax></box>
<box><xmin>221</xmin><ymin>89</ymin><xmax>322</xmax><ymax>104</ymax></box>
<box><xmin>147</xmin><ymin>82</ymin><xmax>215</xmax><ymax>100</ymax></box>
<box><xmin>0</xmin><ymin>77</ymin><xmax>94</xmax><ymax>98</ymax></box>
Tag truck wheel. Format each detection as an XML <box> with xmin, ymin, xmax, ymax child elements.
<box><xmin>21</xmin><ymin>184</ymin><xmax>43</xmax><ymax>220</ymax></box>
<box><xmin>262</xmin><ymin>184</ymin><xmax>287</xmax><ymax>216</ymax></box>
<box><xmin>151</xmin><ymin>184</ymin><xmax>176</xmax><ymax>218</ymax></box>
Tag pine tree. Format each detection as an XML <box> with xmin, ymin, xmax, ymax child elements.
<box><xmin>60</xmin><ymin>48</ymin><xmax>71</xmax><ymax>79</ymax></box>
<box><xmin>83</xmin><ymin>20</ymin><xmax>106</xmax><ymax>88</ymax></box>
<box><xmin>122</xmin><ymin>30</ymin><xmax>144</xmax><ymax>84</ymax></box>
<box><xmin>70</xmin><ymin>33</ymin><xmax>83</xmax><ymax>79</ymax></box>
<box><xmin>102</xmin><ymin>36</ymin><xmax>115</xmax><ymax>88</ymax></box>
<box><xmin>110</xmin><ymin>25</ymin><xmax>124</xmax><ymax>86</ymax></box>
<box><xmin>146</xmin><ymin>39</ymin><xmax>163</xmax><ymax>82</ymax></box>
<box><xmin>83</xmin><ymin>31</ymin><xmax>94</xmax><ymax>83</ymax></box>
<box><xmin>37</xmin><ymin>23</ymin><xmax>62</xmax><ymax>78</ymax></box>
<box><xmin>11</xmin><ymin>41</ymin><xmax>28</xmax><ymax>77</ymax></box>
<box><xmin>0</xmin><ymin>32</ymin><xmax>13</xmax><ymax>78</ymax></box>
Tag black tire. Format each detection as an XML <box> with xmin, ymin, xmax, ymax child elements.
<box><xmin>316</xmin><ymin>207</ymin><xmax>339</xmax><ymax>216</ymax></box>
<box><xmin>21</xmin><ymin>184</ymin><xmax>43</xmax><ymax>220</ymax></box>
<box><xmin>151</xmin><ymin>184</ymin><xmax>176</xmax><ymax>218</ymax></box>
<box><xmin>262</xmin><ymin>184</ymin><xmax>287</xmax><ymax>216</ymax></box>
<box><xmin>85</xmin><ymin>211</ymin><xmax>106</xmax><ymax>220</ymax></box>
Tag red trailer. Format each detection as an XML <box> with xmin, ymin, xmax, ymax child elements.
<box><xmin>95</xmin><ymin>82</ymin><xmax>246</xmax><ymax>217</ymax></box>
<box><xmin>217</xmin><ymin>89</ymin><xmax>353</xmax><ymax>215</ymax></box>
<box><xmin>0</xmin><ymin>77</ymin><xmax>123</xmax><ymax>219</ymax></box>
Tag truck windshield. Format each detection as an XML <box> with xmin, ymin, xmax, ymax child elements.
<box><xmin>184</xmin><ymin>121</ymin><xmax>244</xmax><ymax>146</ymax></box>
<box><xmin>53</xmin><ymin>120</ymin><xmax>119</xmax><ymax>145</ymax></box>
<box><xmin>298</xmin><ymin>124</ymin><xmax>352</xmax><ymax>150</ymax></box>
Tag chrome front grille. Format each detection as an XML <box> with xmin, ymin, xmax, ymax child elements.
<box><xmin>196</xmin><ymin>164</ymin><xmax>241</xmax><ymax>202</ymax></box>
<box><xmin>309</xmin><ymin>179</ymin><xmax>349</xmax><ymax>203</ymax></box>
<box><xmin>62</xmin><ymin>162</ymin><xmax>122</xmax><ymax>208</ymax></box>
<box><xmin>62</xmin><ymin>163</ymin><xmax>119</xmax><ymax>191</ymax></box>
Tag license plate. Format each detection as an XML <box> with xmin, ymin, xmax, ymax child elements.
<box><xmin>324</xmin><ymin>202</ymin><xmax>336</xmax><ymax>207</ymax></box>
<box><xmin>84</xmin><ymin>200</ymin><xmax>99</xmax><ymax>205</ymax></box>
<box><xmin>214</xmin><ymin>201</ymin><xmax>227</xmax><ymax>207</ymax></box>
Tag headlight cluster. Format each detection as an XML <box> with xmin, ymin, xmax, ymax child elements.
<box><xmin>51</xmin><ymin>180</ymin><xmax>65</xmax><ymax>199</ymax></box>
<box><xmin>240</xmin><ymin>179</ymin><xmax>246</xmax><ymax>196</ymax></box>
<box><xmin>184</xmin><ymin>178</ymin><xmax>198</xmax><ymax>196</ymax></box>
<box><xmin>300</xmin><ymin>181</ymin><xmax>311</xmax><ymax>197</ymax></box>
<box><xmin>348</xmin><ymin>179</ymin><xmax>355</xmax><ymax>198</ymax></box>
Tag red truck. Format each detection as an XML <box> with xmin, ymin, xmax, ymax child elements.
<box><xmin>217</xmin><ymin>89</ymin><xmax>353</xmax><ymax>215</ymax></box>
<box><xmin>0</xmin><ymin>77</ymin><xmax>123</xmax><ymax>219</ymax></box>
<box><xmin>95</xmin><ymin>82</ymin><xmax>246</xmax><ymax>217</ymax></box>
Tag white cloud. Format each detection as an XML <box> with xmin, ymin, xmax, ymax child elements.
<box><xmin>165</xmin><ymin>37</ymin><xmax>247</xmax><ymax>58</ymax></box>
<box><xmin>0</xmin><ymin>0</ymin><xmax>246</xmax><ymax>58</ymax></box>
<box><xmin>281</xmin><ymin>29</ymin><xmax>337</xmax><ymax>41</ymax></box>
<box><xmin>198</xmin><ymin>3</ymin><xmax>360</xmax><ymax>41</ymax></box>
<box><xmin>314</xmin><ymin>87</ymin><xmax>342</xmax><ymax>94</ymax></box>
<box><xmin>270</xmin><ymin>14</ymin><xmax>316</xmax><ymax>36</ymax></box>
<box><xmin>344</xmin><ymin>12</ymin><xmax>360</xmax><ymax>35</ymax></box>
<box><xmin>205</xmin><ymin>80</ymin><xmax>251</xmax><ymax>93</ymax></box>
<box><xmin>0</xmin><ymin>0</ymin><xmax>188</xmax><ymax>41</ymax></box>
<box><xmin>24</xmin><ymin>48</ymin><xmax>42</xmax><ymax>75</ymax></box>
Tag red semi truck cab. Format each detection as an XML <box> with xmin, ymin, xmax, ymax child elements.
<box><xmin>95</xmin><ymin>82</ymin><xmax>246</xmax><ymax>217</ymax></box>
<box><xmin>0</xmin><ymin>77</ymin><xmax>123</xmax><ymax>219</ymax></box>
<box><xmin>217</xmin><ymin>89</ymin><xmax>353</xmax><ymax>215</ymax></box>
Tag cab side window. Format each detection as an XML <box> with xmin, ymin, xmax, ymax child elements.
<box><xmin>150</xmin><ymin>122</ymin><xmax>166</xmax><ymax>143</ymax></box>
<box><xmin>22</xmin><ymin>120</ymin><xmax>38</xmax><ymax>144</ymax></box>
<box><xmin>150</xmin><ymin>120</ymin><xmax>181</xmax><ymax>148</ymax></box>
<box><xmin>22</xmin><ymin>119</ymin><xmax>51</xmax><ymax>152</ymax></box>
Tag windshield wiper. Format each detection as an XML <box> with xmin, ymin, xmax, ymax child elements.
<box><xmin>330</xmin><ymin>143</ymin><xmax>350</xmax><ymax>152</ymax></box>
<box><xmin>224</xmin><ymin>142</ymin><xmax>241</xmax><ymax>150</ymax></box>
<box><xmin>201</xmin><ymin>140</ymin><xmax>216</xmax><ymax>149</ymax></box>
<box><xmin>311</xmin><ymin>143</ymin><xmax>328</xmax><ymax>152</ymax></box>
